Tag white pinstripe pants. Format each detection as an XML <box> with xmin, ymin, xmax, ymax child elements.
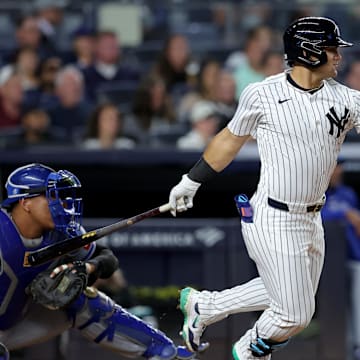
<box><xmin>197</xmin><ymin>193</ymin><xmax>325</xmax><ymax>359</ymax></box>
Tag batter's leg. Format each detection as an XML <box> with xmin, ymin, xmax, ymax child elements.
<box><xmin>232</xmin><ymin>208</ymin><xmax>325</xmax><ymax>359</ymax></box>
<box><xmin>179</xmin><ymin>277</ymin><xmax>270</xmax><ymax>351</ymax></box>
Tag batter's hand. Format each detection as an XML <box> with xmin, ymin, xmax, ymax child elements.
<box><xmin>169</xmin><ymin>174</ymin><xmax>201</xmax><ymax>216</ymax></box>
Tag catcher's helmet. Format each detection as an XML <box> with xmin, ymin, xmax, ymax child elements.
<box><xmin>2</xmin><ymin>163</ymin><xmax>82</xmax><ymax>234</ymax></box>
<box><xmin>2</xmin><ymin>163</ymin><xmax>55</xmax><ymax>207</ymax></box>
<box><xmin>283</xmin><ymin>17</ymin><xmax>353</xmax><ymax>68</ymax></box>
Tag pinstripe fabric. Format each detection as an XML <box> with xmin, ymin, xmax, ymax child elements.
<box><xmin>194</xmin><ymin>72</ymin><xmax>360</xmax><ymax>359</ymax></box>
<box><xmin>245</xmin><ymin>192</ymin><xmax>324</xmax><ymax>340</ymax></box>
<box><xmin>228</xmin><ymin>72</ymin><xmax>360</xmax><ymax>204</ymax></box>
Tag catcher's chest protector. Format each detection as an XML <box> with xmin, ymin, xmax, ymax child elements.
<box><xmin>0</xmin><ymin>209</ymin><xmax>93</xmax><ymax>330</ymax></box>
<box><xmin>66</xmin><ymin>288</ymin><xmax>177</xmax><ymax>360</ymax></box>
<box><xmin>0</xmin><ymin>210</ymin><xmax>50</xmax><ymax>330</ymax></box>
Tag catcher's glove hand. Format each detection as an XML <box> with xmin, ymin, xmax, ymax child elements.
<box><xmin>28</xmin><ymin>261</ymin><xmax>88</xmax><ymax>310</ymax></box>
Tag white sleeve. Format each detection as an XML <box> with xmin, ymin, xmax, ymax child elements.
<box><xmin>227</xmin><ymin>82</ymin><xmax>263</xmax><ymax>138</ymax></box>
<box><xmin>351</xmin><ymin>88</ymin><xmax>360</xmax><ymax>133</ymax></box>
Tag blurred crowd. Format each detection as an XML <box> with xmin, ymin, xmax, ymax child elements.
<box><xmin>1</xmin><ymin>0</ymin><xmax>360</xmax><ymax>151</ymax></box>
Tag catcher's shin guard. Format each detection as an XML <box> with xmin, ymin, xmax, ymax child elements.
<box><xmin>66</xmin><ymin>288</ymin><xmax>177</xmax><ymax>359</ymax></box>
<box><xmin>0</xmin><ymin>343</ymin><xmax>9</xmax><ymax>360</ymax></box>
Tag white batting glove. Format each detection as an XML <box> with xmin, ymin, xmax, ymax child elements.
<box><xmin>169</xmin><ymin>174</ymin><xmax>201</xmax><ymax>217</ymax></box>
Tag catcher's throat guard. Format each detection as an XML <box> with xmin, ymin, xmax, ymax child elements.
<box><xmin>46</xmin><ymin>170</ymin><xmax>82</xmax><ymax>235</ymax></box>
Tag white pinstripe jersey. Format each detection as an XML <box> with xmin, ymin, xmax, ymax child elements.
<box><xmin>228</xmin><ymin>71</ymin><xmax>360</xmax><ymax>204</ymax></box>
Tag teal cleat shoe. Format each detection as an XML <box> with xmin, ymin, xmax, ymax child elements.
<box><xmin>179</xmin><ymin>287</ymin><xmax>206</xmax><ymax>352</ymax></box>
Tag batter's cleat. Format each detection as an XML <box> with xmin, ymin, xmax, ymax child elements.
<box><xmin>0</xmin><ymin>343</ymin><xmax>9</xmax><ymax>360</ymax></box>
<box><xmin>179</xmin><ymin>287</ymin><xmax>206</xmax><ymax>352</ymax></box>
<box><xmin>232</xmin><ymin>337</ymin><xmax>289</xmax><ymax>359</ymax></box>
<box><xmin>232</xmin><ymin>341</ymin><xmax>241</xmax><ymax>360</ymax></box>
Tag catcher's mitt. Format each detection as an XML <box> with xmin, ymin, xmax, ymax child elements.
<box><xmin>28</xmin><ymin>261</ymin><xmax>88</xmax><ymax>310</ymax></box>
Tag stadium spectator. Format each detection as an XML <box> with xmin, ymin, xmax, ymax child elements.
<box><xmin>123</xmin><ymin>74</ymin><xmax>178</xmax><ymax>146</ymax></box>
<box><xmin>47</xmin><ymin>65</ymin><xmax>92</xmax><ymax>144</ymax></box>
<box><xmin>345</xmin><ymin>60</ymin><xmax>360</xmax><ymax>91</ymax></box>
<box><xmin>69</xmin><ymin>27</ymin><xmax>95</xmax><ymax>70</ymax></box>
<box><xmin>33</xmin><ymin>0</ymin><xmax>67</xmax><ymax>55</ymax></box>
<box><xmin>343</xmin><ymin>60</ymin><xmax>360</xmax><ymax>142</ymax></box>
<box><xmin>13</xmin><ymin>47</ymin><xmax>40</xmax><ymax>91</ymax></box>
<box><xmin>82</xmin><ymin>102</ymin><xmax>135</xmax><ymax>150</ymax></box>
<box><xmin>225</xmin><ymin>25</ymin><xmax>273</xmax><ymax>97</ymax></box>
<box><xmin>213</xmin><ymin>70</ymin><xmax>238</xmax><ymax>129</ymax></box>
<box><xmin>19</xmin><ymin>108</ymin><xmax>53</xmax><ymax>146</ymax></box>
<box><xmin>3</xmin><ymin>15</ymin><xmax>53</xmax><ymax>65</ymax></box>
<box><xmin>32</xmin><ymin>55</ymin><xmax>63</xmax><ymax>111</ymax></box>
<box><xmin>6</xmin><ymin>108</ymin><xmax>62</xmax><ymax>148</ymax></box>
<box><xmin>322</xmin><ymin>161</ymin><xmax>360</xmax><ymax>360</ymax></box>
<box><xmin>150</xmin><ymin>34</ymin><xmax>193</xmax><ymax>98</ymax></box>
<box><xmin>0</xmin><ymin>68</ymin><xmax>23</xmax><ymax>129</ymax></box>
<box><xmin>176</xmin><ymin>100</ymin><xmax>219</xmax><ymax>150</ymax></box>
<box><xmin>237</xmin><ymin>1</ymin><xmax>273</xmax><ymax>33</ymax></box>
<box><xmin>14</xmin><ymin>15</ymin><xmax>41</xmax><ymax>50</ymax></box>
<box><xmin>82</xmin><ymin>31</ymin><xmax>141</xmax><ymax>102</ymax></box>
<box><xmin>261</xmin><ymin>50</ymin><xmax>285</xmax><ymax>77</ymax></box>
<box><xmin>177</xmin><ymin>58</ymin><xmax>221</xmax><ymax>123</ymax></box>
<box><xmin>0</xmin><ymin>47</ymin><xmax>40</xmax><ymax>113</ymax></box>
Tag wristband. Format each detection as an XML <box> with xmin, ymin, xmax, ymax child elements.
<box><xmin>188</xmin><ymin>157</ymin><xmax>218</xmax><ymax>183</ymax></box>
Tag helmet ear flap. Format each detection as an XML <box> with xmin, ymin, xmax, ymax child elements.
<box><xmin>297</xmin><ymin>42</ymin><xmax>328</xmax><ymax>67</ymax></box>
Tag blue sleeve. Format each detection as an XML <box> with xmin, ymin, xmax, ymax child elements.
<box><xmin>322</xmin><ymin>186</ymin><xmax>360</xmax><ymax>221</ymax></box>
<box><xmin>321</xmin><ymin>205</ymin><xmax>346</xmax><ymax>221</ymax></box>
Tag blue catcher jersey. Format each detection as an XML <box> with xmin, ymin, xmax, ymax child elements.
<box><xmin>322</xmin><ymin>184</ymin><xmax>360</xmax><ymax>261</ymax></box>
<box><xmin>0</xmin><ymin>209</ymin><xmax>95</xmax><ymax>330</ymax></box>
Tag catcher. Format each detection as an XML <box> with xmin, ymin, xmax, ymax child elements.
<box><xmin>0</xmin><ymin>163</ymin><xmax>208</xmax><ymax>360</ymax></box>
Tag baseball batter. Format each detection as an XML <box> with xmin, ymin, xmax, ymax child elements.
<box><xmin>168</xmin><ymin>17</ymin><xmax>360</xmax><ymax>359</ymax></box>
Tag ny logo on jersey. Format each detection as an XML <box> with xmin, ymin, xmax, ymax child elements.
<box><xmin>326</xmin><ymin>106</ymin><xmax>350</xmax><ymax>138</ymax></box>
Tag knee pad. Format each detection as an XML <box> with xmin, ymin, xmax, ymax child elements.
<box><xmin>66</xmin><ymin>287</ymin><xmax>176</xmax><ymax>360</ymax></box>
<box><xmin>250</xmin><ymin>337</ymin><xmax>289</xmax><ymax>357</ymax></box>
<box><xmin>0</xmin><ymin>343</ymin><xmax>9</xmax><ymax>360</ymax></box>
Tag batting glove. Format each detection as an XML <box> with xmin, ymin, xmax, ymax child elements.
<box><xmin>169</xmin><ymin>174</ymin><xmax>201</xmax><ymax>217</ymax></box>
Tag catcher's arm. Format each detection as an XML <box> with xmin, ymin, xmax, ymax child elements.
<box><xmin>28</xmin><ymin>261</ymin><xmax>89</xmax><ymax>310</ymax></box>
<box><xmin>49</xmin><ymin>261</ymin><xmax>95</xmax><ymax>278</ymax></box>
<box><xmin>29</xmin><ymin>245</ymin><xmax>120</xmax><ymax>310</ymax></box>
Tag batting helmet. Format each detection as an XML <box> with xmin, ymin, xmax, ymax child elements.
<box><xmin>283</xmin><ymin>17</ymin><xmax>353</xmax><ymax>68</ymax></box>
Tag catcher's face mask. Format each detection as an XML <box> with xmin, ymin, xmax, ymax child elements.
<box><xmin>46</xmin><ymin>170</ymin><xmax>83</xmax><ymax>235</ymax></box>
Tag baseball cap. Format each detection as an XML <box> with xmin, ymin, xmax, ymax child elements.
<box><xmin>190</xmin><ymin>101</ymin><xmax>217</xmax><ymax>123</ymax></box>
<box><xmin>71</xmin><ymin>26</ymin><xmax>95</xmax><ymax>39</ymax></box>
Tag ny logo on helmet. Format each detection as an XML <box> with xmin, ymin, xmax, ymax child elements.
<box><xmin>326</xmin><ymin>106</ymin><xmax>350</xmax><ymax>138</ymax></box>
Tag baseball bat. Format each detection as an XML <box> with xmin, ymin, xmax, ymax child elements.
<box><xmin>23</xmin><ymin>203</ymin><xmax>172</xmax><ymax>267</ymax></box>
